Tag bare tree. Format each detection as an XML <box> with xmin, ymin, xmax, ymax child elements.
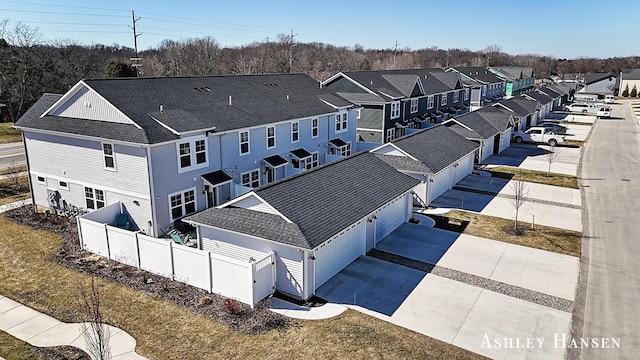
<box><xmin>508</xmin><ymin>174</ymin><xmax>528</xmax><ymax>232</ymax></box>
<box><xmin>80</xmin><ymin>277</ymin><xmax>111</xmax><ymax>360</ymax></box>
<box><xmin>1</xmin><ymin>160</ymin><xmax>26</xmax><ymax>194</ymax></box>
<box><xmin>546</xmin><ymin>144</ymin><xmax>559</xmax><ymax>176</ymax></box>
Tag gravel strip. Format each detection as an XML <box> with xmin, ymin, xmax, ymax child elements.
<box><xmin>368</xmin><ymin>249</ymin><xmax>573</xmax><ymax>313</ymax></box>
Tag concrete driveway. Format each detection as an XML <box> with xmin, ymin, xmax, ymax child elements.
<box><xmin>564</xmin><ymin>124</ymin><xmax>592</xmax><ymax>142</ymax></box>
<box><xmin>432</xmin><ymin>175</ymin><xmax>582</xmax><ymax>232</ymax></box>
<box><xmin>485</xmin><ymin>143</ymin><xmax>580</xmax><ymax>176</ymax></box>
<box><xmin>316</xmin><ymin>223</ymin><xmax>578</xmax><ymax>359</ymax></box>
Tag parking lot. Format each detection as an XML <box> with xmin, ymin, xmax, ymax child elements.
<box><xmin>484</xmin><ymin>142</ymin><xmax>581</xmax><ymax>176</ymax></box>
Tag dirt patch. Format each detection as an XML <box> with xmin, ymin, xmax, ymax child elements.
<box><xmin>3</xmin><ymin>206</ymin><xmax>289</xmax><ymax>335</ymax></box>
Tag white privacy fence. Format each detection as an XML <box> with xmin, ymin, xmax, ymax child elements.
<box><xmin>77</xmin><ymin>209</ymin><xmax>275</xmax><ymax>307</ymax></box>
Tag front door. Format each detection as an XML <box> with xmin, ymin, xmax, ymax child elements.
<box><xmin>266</xmin><ymin>167</ymin><xmax>275</xmax><ymax>184</ymax></box>
<box><xmin>205</xmin><ymin>185</ymin><xmax>216</xmax><ymax>208</ymax></box>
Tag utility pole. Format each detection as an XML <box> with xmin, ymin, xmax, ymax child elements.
<box><xmin>393</xmin><ymin>40</ymin><xmax>399</xmax><ymax>69</ymax></box>
<box><xmin>289</xmin><ymin>28</ymin><xmax>297</xmax><ymax>74</ymax></box>
<box><xmin>129</xmin><ymin>10</ymin><xmax>142</xmax><ymax>76</ymax></box>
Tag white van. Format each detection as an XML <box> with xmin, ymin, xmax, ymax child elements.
<box><xmin>604</xmin><ymin>95</ymin><xmax>615</xmax><ymax>104</ymax></box>
<box><xmin>597</xmin><ymin>107</ymin><xmax>611</xmax><ymax>118</ymax></box>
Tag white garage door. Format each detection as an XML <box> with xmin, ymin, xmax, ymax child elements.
<box><xmin>413</xmin><ymin>181</ymin><xmax>427</xmax><ymax>206</ymax></box>
<box><xmin>431</xmin><ymin>167</ymin><xmax>452</xmax><ymax>202</ymax></box>
<box><xmin>455</xmin><ymin>154</ymin><xmax>474</xmax><ymax>183</ymax></box>
<box><xmin>375</xmin><ymin>194</ymin><xmax>408</xmax><ymax>242</ymax></box>
<box><xmin>314</xmin><ymin>220</ymin><xmax>365</xmax><ymax>288</ymax></box>
<box><xmin>500</xmin><ymin>129</ymin><xmax>512</xmax><ymax>152</ymax></box>
<box><xmin>482</xmin><ymin>139</ymin><xmax>494</xmax><ymax>161</ymax></box>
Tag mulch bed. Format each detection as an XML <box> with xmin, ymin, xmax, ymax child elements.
<box><xmin>37</xmin><ymin>346</ymin><xmax>90</xmax><ymax>360</ymax></box>
<box><xmin>3</xmin><ymin>206</ymin><xmax>289</xmax><ymax>335</ymax></box>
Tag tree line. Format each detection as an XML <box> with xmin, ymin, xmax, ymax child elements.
<box><xmin>1</xmin><ymin>19</ymin><xmax>638</xmax><ymax>122</ymax></box>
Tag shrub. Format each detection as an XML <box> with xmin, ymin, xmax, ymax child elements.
<box><xmin>632</xmin><ymin>85</ymin><xmax>638</xmax><ymax>97</ymax></box>
<box><xmin>198</xmin><ymin>296</ymin><xmax>213</xmax><ymax>306</ymax></box>
<box><xmin>223</xmin><ymin>299</ymin><xmax>242</xmax><ymax>315</ymax></box>
<box><xmin>622</xmin><ymin>84</ymin><xmax>630</xmax><ymax>97</ymax></box>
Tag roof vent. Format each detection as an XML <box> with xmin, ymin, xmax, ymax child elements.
<box><xmin>370</xmin><ymin>80</ymin><xmax>373</xmax><ymax>85</ymax></box>
<box><xmin>159</xmin><ymin>104</ymin><xmax>164</xmax><ymax>113</ymax></box>
<box><xmin>287</xmin><ymin>94</ymin><xmax>290</xmax><ymax>100</ymax></box>
<box><xmin>228</xmin><ymin>95</ymin><xmax>232</xmax><ymax>106</ymax></box>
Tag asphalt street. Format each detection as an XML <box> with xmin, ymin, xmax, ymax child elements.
<box><xmin>574</xmin><ymin>101</ymin><xmax>640</xmax><ymax>359</ymax></box>
<box><xmin>0</xmin><ymin>142</ymin><xmax>25</xmax><ymax>169</ymax></box>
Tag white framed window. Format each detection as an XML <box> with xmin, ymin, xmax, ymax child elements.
<box><xmin>59</xmin><ymin>180</ymin><xmax>69</xmax><ymax>191</ymax></box>
<box><xmin>335</xmin><ymin>112</ymin><xmax>348</xmax><ymax>133</ymax></box>
<box><xmin>177</xmin><ymin>136</ymin><xmax>208</xmax><ymax>173</ymax></box>
<box><xmin>310</xmin><ymin>152</ymin><xmax>318</xmax><ymax>169</ymax></box>
<box><xmin>195</xmin><ymin>139</ymin><xmax>206</xmax><ymax>164</ymax></box>
<box><xmin>427</xmin><ymin>96</ymin><xmax>434</xmax><ymax>108</ymax></box>
<box><xmin>239</xmin><ymin>131</ymin><xmax>250</xmax><ymax>155</ymax></box>
<box><xmin>36</xmin><ymin>176</ymin><xmax>47</xmax><ymax>185</ymax></box>
<box><xmin>312</xmin><ymin>118</ymin><xmax>318</xmax><ymax>138</ymax></box>
<box><xmin>464</xmin><ymin>89</ymin><xmax>469</xmax><ymax>100</ymax></box>
<box><xmin>410</xmin><ymin>99</ymin><xmax>418</xmax><ymax>113</ymax></box>
<box><xmin>266</xmin><ymin>126</ymin><xmax>276</xmax><ymax>149</ymax></box>
<box><xmin>241</xmin><ymin>170</ymin><xmax>260</xmax><ymax>188</ymax></box>
<box><xmin>441</xmin><ymin>94</ymin><xmax>447</xmax><ymax>106</ymax></box>
<box><xmin>179</xmin><ymin>143</ymin><xmax>191</xmax><ymax>168</ymax></box>
<box><xmin>291</xmin><ymin>122</ymin><xmax>299</xmax><ymax>143</ymax></box>
<box><xmin>85</xmin><ymin>186</ymin><xmax>105</xmax><ymax>210</ymax></box>
<box><xmin>386</xmin><ymin>128</ymin><xmax>395</xmax><ymax>142</ymax></box>
<box><xmin>454</xmin><ymin>91</ymin><xmax>459</xmax><ymax>102</ymax></box>
<box><xmin>390</xmin><ymin>101</ymin><xmax>400</xmax><ymax>119</ymax></box>
<box><xmin>169</xmin><ymin>188</ymin><xmax>196</xmax><ymax>221</ymax></box>
<box><xmin>102</xmin><ymin>143</ymin><xmax>116</xmax><ymax>171</ymax></box>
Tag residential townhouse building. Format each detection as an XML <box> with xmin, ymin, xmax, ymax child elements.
<box><xmin>321</xmin><ymin>69</ymin><xmax>468</xmax><ymax>144</ymax></box>
<box><xmin>447</xmin><ymin>67</ymin><xmax>506</xmax><ymax>110</ymax></box>
<box><xmin>522</xmin><ymin>91</ymin><xmax>554</xmax><ymax>119</ymax></box>
<box><xmin>15</xmin><ymin>74</ymin><xmax>357</xmax><ymax>237</ymax></box>
<box><xmin>581</xmin><ymin>72</ymin><xmax>617</xmax><ymax>96</ymax></box>
<box><xmin>493</xmin><ymin>96</ymin><xmax>539</xmax><ymax>130</ymax></box>
<box><xmin>488</xmin><ymin>66</ymin><xmax>535</xmax><ymax>97</ymax></box>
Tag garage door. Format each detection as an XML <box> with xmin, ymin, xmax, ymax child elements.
<box><xmin>315</xmin><ymin>220</ymin><xmax>365</xmax><ymax>288</ymax></box>
<box><xmin>431</xmin><ymin>167</ymin><xmax>452</xmax><ymax>202</ymax></box>
<box><xmin>455</xmin><ymin>154</ymin><xmax>474</xmax><ymax>183</ymax></box>
<box><xmin>500</xmin><ymin>129</ymin><xmax>512</xmax><ymax>152</ymax></box>
<box><xmin>375</xmin><ymin>194</ymin><xmax>408</xmax><ymax>242</ymax></box>
<box><xmin>413</xmin><ymin>181</ymin><xmax>427</xmax><ymax>206</ymax></box>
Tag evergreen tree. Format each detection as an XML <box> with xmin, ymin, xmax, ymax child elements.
<box><xmin>622</xmin><ymin>84</ymin><xmax>630</xmax><ymax>97</ymax></box>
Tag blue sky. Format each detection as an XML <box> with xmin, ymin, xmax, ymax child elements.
<box><xmin>0</xmin><ymin>0</ymin><xmax>638</xmax><ymax>58</ymax></box>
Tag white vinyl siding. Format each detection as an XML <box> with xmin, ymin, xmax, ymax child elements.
<box><xmin>24</xmin><ymin>132</ymin><xmax>149</xmax><ymax>196</ymax></box>
<box><xmin>48</xmin><ymin>84</ymin><xmax>136</xmax><ymax>125</ymax></box>
<box><xmin>390</xmin><ymin>101</ymin><xmax>400</xmax><ymax>119</ymax></box>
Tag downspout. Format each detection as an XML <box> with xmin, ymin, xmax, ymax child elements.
<box><xmin>145</xmin><ymin>146</ymin><xmax>158</xmax><ymax>237</ymax></box>
<box><xmin>21</xmin><ymin>132</ymin><xmax>36</xmax><ymax>211</ymax></box>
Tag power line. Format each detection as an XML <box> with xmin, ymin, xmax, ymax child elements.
<box><xmin>0</xmin><ymin>0</ymin><xmax>128</xmax><ymax>12</ymax></box>
<box><xmin>0</xmin><ymin>7</ymin><xmax>130</xmax><ymax>18</ymax></box>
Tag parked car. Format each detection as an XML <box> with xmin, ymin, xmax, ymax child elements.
<box><xmin>538</xmin><ymin>122</ymin><xmax>568</xmax><ymax>134</ymax></box>
<box><xmin>596</xmin><ymin>107</ymin><xmax>611</xmax><ymax>118</ymax></box>
<box><xmin>604</xmin><ymin>95</ymin><xmax>615</xmax><ymax>104</ymax></box>
<box><xmin>565</xmin><ymin>102</ymin><xmax>597</xmax><ymax>113</ymax></box>
<box><xmin>512</xmin><ymin>127</ymin><xmax>566</xmax><ymax>146</ymax></box>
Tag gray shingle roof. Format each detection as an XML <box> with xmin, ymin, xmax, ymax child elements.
<box><xmin>536</xmin><ymin>86</ymin><xmax>562</xmax><ymax>98</ymax></box>
<box><xmin>475</xmin><ymin>107</ymin><xmax>514</xmax><ymax>132</ymax></box>
<box><xmin>391</xmin><ymin>124</ymin><xmax>479</xmax><ymax>173</ymax></box>
<box><xmin>452</xmin><ymin>67</ymin><xmax>504</xmax><ymax>84</ymax></box>
<box><xmin>450</xmin><ymin>112</ymin><xmax>501</xmax><ymax>139</ymax></box>
<box><xmin>17</xmin><ymin>74</ymin><xmax>351</xmax><ymax>144</ymax></box>
<box><xmin>495</xmin><ymin>97</ymin><xmax>538</xmax><ymax>116</ymax></box>
<box><xmin>523</xmin><ymin>91</ymin><xmax>553</xmax><ymax>105</ymax></box>
<box><xmin>585</xmin><ymin>72</ymin><xmax>616</xmax><ymax>85</ymax></box>
<box><xmin>444</xmin><ymin>121</ymin><xmax>482</xmax><ymax>139</ymax></box>
<box><xmin>490</xmin><ymin>66</ymin><xmax>534</xmax><ymax>81</ymax></box>
<box><xmin>621</xmin><ymin>69</ymin><xmax>640</xmax><ymax>80</ymax></box>
<box><xmin>374</xmin><ymin>153</ymin><xmax>431</xmax><ymax>173</ymax></box>
<box><xmin>14</xmin><ymin>94</ymin><xmax>165</xmax><ymax>144</ymax></box>
<box><xmin>187</xmin><ymin>152</ymin><xmax>420</xmax><ymax>250</ymax></box>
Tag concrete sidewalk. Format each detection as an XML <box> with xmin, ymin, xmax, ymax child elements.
<box><xmin>269</xmin><ymin>297</ymin><xmax>347</xmax><ymax>319</ymax></box>
<box><xmin>0</xmin><ymin>295</ymin><xmax>146</xmax><ymax>360</ymax></box>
